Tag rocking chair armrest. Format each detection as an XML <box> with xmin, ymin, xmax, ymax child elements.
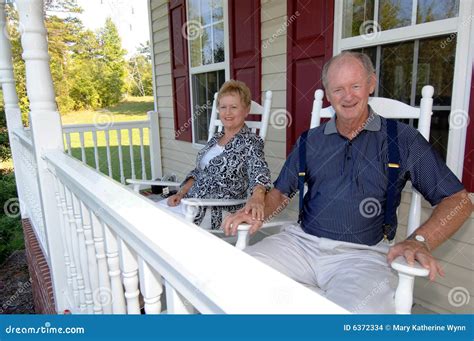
<box><xmin>390</xmin><ymin>256</ymin><xmax>430</xmax><ymax>277</ymax></box>
<box><xmin>126</xmin><ymin>179</ymin><xmax>181</xmax><ymax>192</ymax></box>
<box><xmin>234</xmin><ymin>219</ymin><xmax>294</xmax><ymax>250</ymax></box>
<box><xmin>180</xmin><ymin>198</ymin><xmax>247</xmax><ymax>207</ymax></box>
<box><xmin>126</xmin><ymin>179</ymin><xmax>181</xmax><ymax>187</ymax></box>
<box><xmin>391</xmin><ymin>256</ymin><xmax>429</xmax><ymax>314</ymax></box>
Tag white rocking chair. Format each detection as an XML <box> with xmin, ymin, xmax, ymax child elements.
<box><xmin>127</xmin><ymin>90</ymin><xmax>273</xmax><ymax>233</ymax></box>
<box><xmin>237</xmin><ymin>85</ymin><xmax>435</xmax><ymax>314</ymax></box>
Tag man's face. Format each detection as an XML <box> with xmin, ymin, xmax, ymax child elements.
<box><xmin>325</xmin><ymin>57</ymin><xmax>376</xmax><ymax>123</ymax></box>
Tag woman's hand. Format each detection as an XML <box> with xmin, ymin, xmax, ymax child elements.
<box><xmin>167</xmin><ymin>192</ymin><xmax>184</xmax><ymax>207</ymax></box>
<box><xmin>167</xmin><ymin>179</ymin><xmax>194</xmax><ymax>207</ymax></box>
<box><xmin>244</xmin><ymin>186</ymin><xmax>266</xmax><ymax>221</ymax></box>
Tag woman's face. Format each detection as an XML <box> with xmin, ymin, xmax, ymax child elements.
<box><xmin>218</xmin><ymin>93</ymin><xmax>249</xmax><ymax>132</ymax></box>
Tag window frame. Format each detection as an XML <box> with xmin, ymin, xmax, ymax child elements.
<box><xmin>185</xmin><ymin>0</ymin><xmax>231</xmax><ymax>147</ymax></box>
<box><xmin>333</xmin><ymin>0</ymin><xmax>474</xmax><ymax>179</ymax></box>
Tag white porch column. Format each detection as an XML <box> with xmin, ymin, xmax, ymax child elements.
<box><xmin>148</xmin><ymin>110</ymin><xmax>162</xmax><ymax>179</ymax></box>
<box><xmin>0</xmin><ymin>0</ymin><xmax>28</xmax><ymax>218</ymax></box>
<box><xmin>16</xmin><ymin>0</ymin><xmax>68</xmax><ymax>312</ymax></box>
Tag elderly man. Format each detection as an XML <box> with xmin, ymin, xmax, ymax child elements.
<box><xmin>222</xmin><ymin>51</ymin><xmax>472</xmax><ymax>313</ymax></box>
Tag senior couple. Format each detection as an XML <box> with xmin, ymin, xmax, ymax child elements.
<box><xmin>161</xmin><ymin>51</ymin><xmax>472</xmax><ymax>313</ymax></box>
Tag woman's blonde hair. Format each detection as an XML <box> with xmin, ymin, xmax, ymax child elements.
<box><xmin>217</xmin><ymin>80</ymin><xmax>252</xmax><ymax>109</ymax></box>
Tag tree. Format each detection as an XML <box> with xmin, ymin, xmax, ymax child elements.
<box><xmin>5</xmin><ymin>3</ymin><xmax>128</xmax><ymax>113</ymax></box>
<box><xmin>127</xmin><ymin>41</ymin><xmax>153</xmax><ymax>97</ymax></box>
<box><xmin>0</xmin><ymin>97</ymin><xmax>10</xmax><ymax>163</ymax></box>
<box><xmin>96</xmin><ymin>18</ymin><xmax>127</xmax><ymax>106</ymax></box>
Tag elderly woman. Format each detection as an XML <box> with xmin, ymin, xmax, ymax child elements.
<box><xmin>161</xmin><ymin>80</ymin><xmax>271</xmax><ymax>229</ymax></box>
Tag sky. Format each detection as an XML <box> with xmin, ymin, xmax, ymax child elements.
<box><xmin>75</xmin><ymin>0</ymin><xmax>150</xmax><ymax>57</ymax></box>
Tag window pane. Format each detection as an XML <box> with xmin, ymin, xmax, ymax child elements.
<box><xmin>213</xmin><ymin>22</ymin><xmax>224</xmax><ymax>63</ymax></box>
<box><xmin>212</xmin><ymin>0</ymin><xmax>223</xmax><ymax>22</ymax></box>
<box><xmin>193</xmin><ymin>73</ymin><xmax>210</xmax><ymax>144</ymax></box>
<box><xmin>417</xmin><ymin>0</ymin><xmax>459</xmax><ymax>24</ymax></box>
<box><xmin>379</xmin><ymin>0</ymin><xmax>412</xmax><ymax>30</ymax></box>
<box><xmin>200</xmin><ymin>0</ymin><xmax>212</xmax><ymax>26</ymax></box>
<box><xmin>379</xmin><ymin>41</ymin><xmax>413</xmax><ymax>104</ymax></box>
<box><xmin>188</xmin><ymin>0</ymin><xmax>202</xmax><ymax>67</ymax></box>
<box><xmin>342</xmin><ymin>0</ymin><xmax>374</xmax><ymax>38</ymax></box>
<box><xmin>350</xmin><ymin>47</ymin><xmax>377</xmax><ymax>69</ymax></box>
<box><xmin>192</xmin><ymin>71</ymin><xmax>226</xmax><ymax>144</ymax></box>
<box><xmin>207</xmin><ymin>71</ymin><xmax>218</xmax><ymax>105</ymax></box>
<box><xmin>189</xmin><ymin>0</ymin><xmax>225</xmax><ymax>68</ymax></box>
<box><xmin>190</xmin><ymin>35</ymin><xmax>202</xmax><ymax>68</ymax></box>
<box><xmin>188</xmin><ymin>0</ymin><xmax>200</xmax><ymax>22</ymax></box>
<box><xmin>430</xmin><ymin>110</ymin><xmax>450</xmax><ymax>161</ymax></box>
<box><xmin>202</xmin><ymin>26</ymin><xmax>213</xmax><ymax>65</ymax></box>
<box><xmin>416</xmin><ymin>35</ymin><xmax>456</xmax><ymax>106</ymax></box>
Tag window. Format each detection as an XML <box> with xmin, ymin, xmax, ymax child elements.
<box><xmin>353</xmin><ymin>34</ymin><xmax>456</xmax><ymax>159</ymax></box>
<box><xmin>191</xmin><ymin>70</ymin><xmax>225</xmax><ymax>144</ymax></box>
<box><xmin>187</xmin><ymin>0</ymin><xmax>229</xmax><ymax>144</ymax></box>
<box><xmin>343</xmin><ymin>0</ymin><xmax>459</xmax><ymax>38</ymax></box>
<box><xmin>338</xmin><ymin>0</ymin><xmax>464</xmax><ymax>164</ymax></box>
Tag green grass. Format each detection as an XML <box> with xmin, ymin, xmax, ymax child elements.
<box><xmin>61</xmin><ymin>96</ymin><xmax>154</xmax><ymax>183</ymax></box>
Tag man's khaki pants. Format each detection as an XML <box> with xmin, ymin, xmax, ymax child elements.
<box><xmin>244</xmin><ymin>224</ymin><xmax>398</xmax><ymax>313</ymax></box>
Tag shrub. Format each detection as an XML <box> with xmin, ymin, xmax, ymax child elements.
<box><xmin>0</xmin><ymin>170</ymin><xmax>23</xmax><ymax>264</ymax></box>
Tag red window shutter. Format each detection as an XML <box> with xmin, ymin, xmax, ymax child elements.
<box><xmin>229</xmin><ymin>0</ymin><xmax>261</xmax><ymax>102</ymax></box>
<box><xmin>169</xmin><ymin>0</ymin><xmax>192</xmax><ymax>142</ymax></box>
<box><xmin>286</xmin><ymin>0</ymin><xmax>334</xmax><ymax>154</ymax></box>
<box><xmin>462</xmin><ymin>70</ymin><xmax>474</xmax><ymax>192</ymax></box>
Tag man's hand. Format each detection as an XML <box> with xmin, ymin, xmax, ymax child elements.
<box><xmin>222</xmin><ymin>208</ymin><xmax>264</xmax><ymax>236</ymax></box>
<box><xmin>387</xmin><ymin>240</ymin><xmax>444</xmax><ymax>281</ymax></box>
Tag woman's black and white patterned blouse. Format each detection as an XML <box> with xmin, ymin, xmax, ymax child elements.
<box><xmin>182</xmin><ymin>125</ymin><xmax>272</xmax><ymax>229</ymax></box>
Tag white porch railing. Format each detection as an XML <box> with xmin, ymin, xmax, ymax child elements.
<box><xmin>61</xmin><ymin>111</ymin><xmax>162</xmax><ymax>184</ymax></box>
<box><xmin>10</xmin><ymin>128</ymin><xmax>48</xmax><ymax>257</ymax></box>
<box><xmin>43</xmin><ymin>148</ymin><xmax>347</xmax><ymax>314</ymax></box>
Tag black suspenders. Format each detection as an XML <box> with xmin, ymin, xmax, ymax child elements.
<box><xmin>297</xmin><ymin>119</ymin><xmax>399</xmax><ymax>240</ymax></box>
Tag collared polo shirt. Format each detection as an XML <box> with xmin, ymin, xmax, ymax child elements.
<box><xmin>274</xmin><ymin>108</ymin><xmax>464</xmax><ymax>245</ymax></box>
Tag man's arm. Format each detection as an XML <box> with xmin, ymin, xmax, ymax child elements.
<box><xmin>222</xmin><ymin>188</ymin><xmax>290</xmax><ymax>236</ymax></box>
<box><xmin>387</xmin><ymin>189</ymin><xmax>472</xmax><ymax>280</ymax></box>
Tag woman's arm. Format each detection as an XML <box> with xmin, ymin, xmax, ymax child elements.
<box><xmin>167</xmin><ymin>178</ymin><xmax>195</xmax><ymax>207</ymax></box>
<box><xmin>244</xmin><ymin>137</ymin><xmax>272</xmax><ymax>220</ymax></box>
